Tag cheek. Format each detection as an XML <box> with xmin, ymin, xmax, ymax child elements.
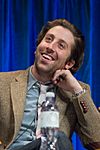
<box><xmin>37</xmin><ymin>44</ymin><xmax>46</xmax><ymax>53</ymax></box>
<box><xmin>35</xmin><ymin>45</ymin><xmax>43</xmax><ymax>55</ymax></box>
<box><xmin>57</xmin><ymin>51</ymin><xmax>71</xmax><ymax>66</ymax></box>
<box><xmin>38</xmin><ymin>40</ymin><xmax>46</xmax><ymax>48</ymax></box>
<box><xmin>58</xmin><ymin>52</ymin><xmax>67</xmax><ymax>61</ymax></box>
<box><xmin>59</xmin><ymin>49</ymin><xmax>71</xmax><ymax>60</ymax></box>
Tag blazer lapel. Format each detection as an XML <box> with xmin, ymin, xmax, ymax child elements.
<box><xmin>11</xmin><ymin>70</ymin><xmax>28</xmax><ymax>140</ymax></box>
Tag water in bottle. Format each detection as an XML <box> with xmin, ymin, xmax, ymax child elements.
<box><xmin>39</xmin><ymin>91</ymin><xmax>59</xmax><ymax>150</ymax></box>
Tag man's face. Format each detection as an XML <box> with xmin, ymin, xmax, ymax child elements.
<box><xmin>34</xmin><ymin>26</ymin><xmax>75</xmax><ymax>76</ymax></box>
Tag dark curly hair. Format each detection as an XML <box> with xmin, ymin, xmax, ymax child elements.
<box><xmin>36</xmin><ymin>19</ymin><xmax>85</xmax><ymax>74</ymax></box>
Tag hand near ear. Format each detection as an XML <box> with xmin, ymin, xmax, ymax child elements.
<box><xmin>52</xmin><ymin>69</ymin><xmax>83</xmax><ymax>94</ymax></box>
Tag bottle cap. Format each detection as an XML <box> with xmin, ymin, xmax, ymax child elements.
<box><xmin>46</xmin><ymin>92</ymin><xmax>55</xmax><ymax>97</ymax></box>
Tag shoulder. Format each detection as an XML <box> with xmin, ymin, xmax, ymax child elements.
<box><xmin>0</xmin><ymin>68</ymin><xmax>29</xmax><ymax>82</ymax></box>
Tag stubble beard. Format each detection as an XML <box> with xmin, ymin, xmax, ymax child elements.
<box><xmin>34</xmin><ymin>59</ymin><xmax>55</xmax><ymax>81</ymax></box>
<box><xmin>34</xmin><ymin>50</ymin><xmax>69</xmax><ymax>81</ymax></box>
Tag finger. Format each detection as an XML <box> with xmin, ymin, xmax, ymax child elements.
<box><xmin>52</xmin><ymin>70</ymin><xmax>67</xmax><ymax>83</ymax></box>
<box><xmin>52</xmin><ymin>70</ymin><xmax>61</xmax><ymax>81</ymax></box>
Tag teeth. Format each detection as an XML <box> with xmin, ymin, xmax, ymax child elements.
<box><xmin>42</xmin><ymin>54</ymin><xmax>53</xmax><ymax>60</ymax></box>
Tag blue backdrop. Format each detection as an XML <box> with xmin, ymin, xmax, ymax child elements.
<box><xmin>0</xmin><ymin>0</ymin><xmax>100</xmax><ymax>149</ymax></box>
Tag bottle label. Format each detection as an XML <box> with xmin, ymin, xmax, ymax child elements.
<box><xmin>40</xmin><ymin>111</ymin><xmax>59</xmax><ymax>128</ymax></box>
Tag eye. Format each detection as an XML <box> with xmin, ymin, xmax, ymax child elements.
<box><xmin>45</xmin><ymin>36</ymin><xmax>53</xmax><ymax>43</ymax></box>
<box><xmin>58</xmin><ymin>42</ymin><xmax>65</xmax><ymax>50</ymax></box>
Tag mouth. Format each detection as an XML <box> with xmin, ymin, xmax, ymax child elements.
<box><xmin>41</xmin><ymin>53</ymin><xmax>55</xmax><ymax>61</ymax></box>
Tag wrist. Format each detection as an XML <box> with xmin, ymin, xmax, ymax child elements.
<box><xmin>72</xmin><ymin>88</ymin><xmax>86</xmax><ymax>97</ymax></box>
<box><xmin>71</xmin><ymin>81</ymin><xmax>83</xmax><ymax>94</ymax></box>
<box><xmin>72</xmin><ymin>85</ymin><xmax>83</xmax><ymax>94</ymax></box>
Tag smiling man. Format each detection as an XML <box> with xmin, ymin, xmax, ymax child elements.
<box><xmin>33</xmin><ymin>26</ymin><xmax>75</xmax><ymax>82</ymax></box>
<box><xmin>0</xmin><ymin>19</ymin><xmax>100</xmax><ymax>150</ymax></box>
<box><xmin>33</xmin><ymin>26</ymin><xmax>74</xmax><ymax>76</ymax></box>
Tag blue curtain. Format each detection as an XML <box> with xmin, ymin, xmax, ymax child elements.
<box><xmin>0</xmin><ymin>0</ymin><xmax>100</xmax><ymax>149</ymax></box>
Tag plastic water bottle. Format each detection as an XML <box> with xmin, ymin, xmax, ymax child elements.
<box><xmin>39</xmin><ymin>91</ymin><xmax>59</xmax><ymax>150</ymax></box>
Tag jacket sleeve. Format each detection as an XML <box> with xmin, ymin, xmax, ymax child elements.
<box><xmin>72</xmin><ymin>83</ymin><xmax>100</xmax><ymax>149</ymax></box>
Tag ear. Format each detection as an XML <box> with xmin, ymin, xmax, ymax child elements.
<box><xmin>64</xmin><ymin>59</ymin><xmax>75</xmax><ymax>70</ymax></box>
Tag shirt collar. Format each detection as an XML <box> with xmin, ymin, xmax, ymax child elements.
<box><xmin>27</xmin><ymin>66</ymin><xmax>38</xmax><ymax>90</ymax></box>
<box><xmin>27</xmin><ymin>66</ymin><xmax>56</xmax><ymax>91</ymax></box>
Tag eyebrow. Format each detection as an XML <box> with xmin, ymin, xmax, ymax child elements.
<box><xmin>46</xmin><ymin>33</ymin><xmax>68</xmax><ymax>47</ymax></box>
<box><xmin>45</xmin><ymin>33</ymin><xmax>54</xmax><ymax>38</ymax></box>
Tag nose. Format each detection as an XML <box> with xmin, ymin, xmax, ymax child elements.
<box><xmin>46</xmin><ymin>47</ymin><xmax>54</xmax><ymax>53</ymax></box>
<box><xmin>46</xmin><ymin>42</ymin><xmax>56</xmax><ymax>53</ymax></box>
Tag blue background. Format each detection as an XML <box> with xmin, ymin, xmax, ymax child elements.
<box><xmin>0</xmin><ymin>0</ymin><xmax>100</xmax><ymax>149</ymax></box>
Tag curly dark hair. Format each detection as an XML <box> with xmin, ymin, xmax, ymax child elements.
<box><xmin>36</xmin><ymin>19</ymin><xmax>85</xmax><ymax>74</ymax></box>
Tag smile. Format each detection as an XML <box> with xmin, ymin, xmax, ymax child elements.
<box><xmin>42</xmin><ymin>53</ymin><xmax>55</xmax><ymax>61</ymax></box>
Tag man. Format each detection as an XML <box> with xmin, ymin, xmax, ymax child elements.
<box><xmin>0</xmin><ymin>19</ymin><xmax>100</xmax><ymax>150</ymax></box>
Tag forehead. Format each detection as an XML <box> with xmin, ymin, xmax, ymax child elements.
<box><xmin>45</xmin><ymin>26</ymin><xmax>75</xmax><ymax>44</ymax></box>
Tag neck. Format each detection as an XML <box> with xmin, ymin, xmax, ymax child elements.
<box><xmin>31</xmin><ymin>65</ymin><xmax>53</xmax><ymax>84</ymax></box>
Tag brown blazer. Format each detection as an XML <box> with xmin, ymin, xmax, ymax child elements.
<box><xmin>0</xmin><ymin>68</ymin><xmax>100</xmax><ymax>150</ymax></box>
